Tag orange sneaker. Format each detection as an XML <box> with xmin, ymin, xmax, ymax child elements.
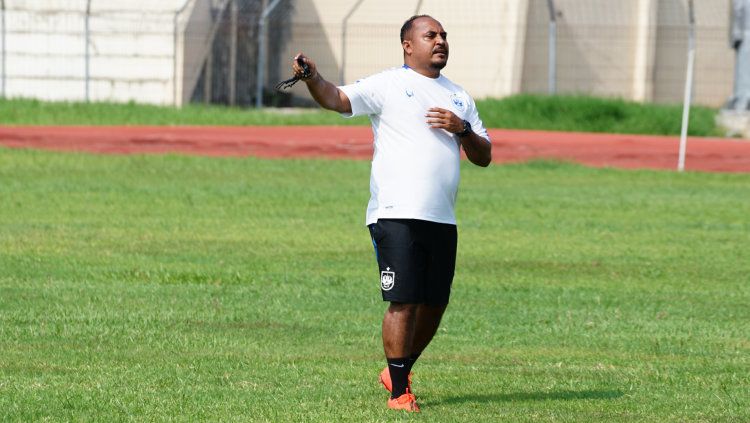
<box><xmin>387</xmin><ymin>389</ymin><xmax>420</xmax><ymax>412</ymax></box>
<box><xmin>379</xmin><ymin>366</ymin><xmax>413</xmax><ymax>393</ymax></box>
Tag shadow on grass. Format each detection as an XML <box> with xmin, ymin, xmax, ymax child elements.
<box><xmin>431</xmin><ymin>389</ymin><xmax>624</xmax><ymax>406</ymax></box>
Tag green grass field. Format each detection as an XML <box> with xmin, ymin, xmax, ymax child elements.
<box><xmin>1</xmin><ymin>148</ymin><xmax>748</xmax><ymax>422</ymax></box>
<box><xmin>0</xmin><ymin>95</ymin><xmax>721</xmax><ymax>136</ymax></box>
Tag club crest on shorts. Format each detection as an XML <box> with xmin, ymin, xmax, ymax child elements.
<box><xmin>381</xmin><ymin>267</ymin><xmax>395</xmax><ymax>291</ymax></box>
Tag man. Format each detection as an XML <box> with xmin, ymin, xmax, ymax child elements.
<box><xmin>290</xmin><ymin>15</ymin><xmax>491</xmax><ymax>412</ymax></box>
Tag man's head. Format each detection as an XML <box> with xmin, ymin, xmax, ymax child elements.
<box><xmin>400</xmin><ymin>15</ymin><xmax>449</xmax><ymax>74</ymax></box>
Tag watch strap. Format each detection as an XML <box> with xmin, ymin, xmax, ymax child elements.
<box><xmin>457</xmin><ymin>120</ymin><xmax>472</xmax><ymax>137</ymax></box>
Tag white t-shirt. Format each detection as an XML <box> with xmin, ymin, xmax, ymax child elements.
<box><xmin>338</xmin><ymin>65</ymin><xmax>490</xmax><ymax>226</ymax></box>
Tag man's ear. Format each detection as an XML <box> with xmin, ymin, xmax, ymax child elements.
<box><xmin>402</xmin><ymin>40</ymin><xmax>412</xmax><ymax>56</ymax></box>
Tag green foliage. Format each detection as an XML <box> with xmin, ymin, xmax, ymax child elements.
<box><xmin>0</xmin><ymin>98</ymin><xmax>370</xmax><ymax>126</ymax></box>
<box><xmin>1</xmin><ymin>149</ymin><xmax>748</xmax><ymax>421</ymax></box>
<box><xmin>0</xmin><ymin>95</ymin><xmax>720</xmax><ymax>136</ymax></box>
<box><xmin>476</xmin><ymin>94</ymin><xmax>720</xmax><ymax>136</ymax></box>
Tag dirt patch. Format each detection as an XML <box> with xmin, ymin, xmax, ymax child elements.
<box><xmin>0</xmin><ymin>126</ymin><xmax>748</xmax><ymax>173</ymax></box>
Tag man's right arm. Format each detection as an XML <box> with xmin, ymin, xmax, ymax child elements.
<box><xmin>292</xmin><ymin>54</ymin><xmax>352</xmax><ymax>114</ymax></box>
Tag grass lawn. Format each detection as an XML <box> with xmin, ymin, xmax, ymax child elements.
<box><xmin>0</xmin><ymin>94</ymin><xmax>721</xmax><ymax>136</ymax></box>
<box><xmin>0</xmin><ymin>148</ymin><xmax>748</xmax><ymax>421</ymax></box>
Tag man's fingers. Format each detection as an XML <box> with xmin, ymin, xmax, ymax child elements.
<box><xmin>291</xmin><ymin>53</ymin><xmax>316</xmax><ymax>80</ymax></box>
<box><xmin>426</xmin><ymin>108</ymin><xmax>456</xmax><ymax>121</ymax></box>
<box><xmin>426</xmin><ymin>107</ymin><xmax>461</xmax><ymax>131</ymax></box>
<box><xmin>292</xmin><ymin>53</ymin><xmax>308</xmax><ymax>75</ymax></box>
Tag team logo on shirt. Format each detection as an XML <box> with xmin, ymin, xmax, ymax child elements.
<box><xmin>450</xmin><ymin>93</ymin><xmax>466</xmax><ymax>111</ymax></box>
<box><xmin>381</xmin><ymin>267</ymin><xmax>395</xmax><ymax>291</ymax></box>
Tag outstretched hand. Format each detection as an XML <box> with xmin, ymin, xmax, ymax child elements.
<box><xmin>425</xmin><ymin>107</ymin><xmax>463</xmax><ymax>133</ymax></box>
<box><xmin>293</xmin><ymin>53</ymin><xmax>318</xmax><ymax>81</ymax></box>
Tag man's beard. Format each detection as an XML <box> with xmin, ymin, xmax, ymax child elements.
<box><xmin>430</xmin><ymin>59</ymin><xmax>447</xmax><ymax>70</ymax></box>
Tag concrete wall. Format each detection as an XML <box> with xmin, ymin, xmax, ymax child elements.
<box><xmin>522</xmin><ymin>0</ymin><xmax>641</xmax><ymax>98</ymax></box>
<box><xmin>654</xmin><ymin>0</ymin><xmax>733</xmax><ymax>105</ymax></box>
<box><xmin>280</xmin><ymin>0</ymin><xmax>530</xmax><ymax>101</ymax></box>
<box><xmin>177</xmin><ymin>0</ymin><xmax>215</xmax><ymax>105</ymax></box>
<box><xmin>1</xmin><ymin>0</ymin><xmax>213</xmax><ymax>105</ymax></box>
<box><xmin>0</xmin><ymin>0</ymin><xmax>736</xmax><ymax>107</ymax></box>
<box><xmin>4</xmin><ymin>0</ymin><xmax>89</xmax><ymax>101</ymax></box>
<box><xmin>285</xmin><ymin>0</ymin><xmax>735</xmax><ymax>107</ymax></box>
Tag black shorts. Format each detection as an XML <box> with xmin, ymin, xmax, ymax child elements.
<box><xmin>368</xmin><ymin>219</ymin><xmax>457</xmax><ymax>305</ymax></box>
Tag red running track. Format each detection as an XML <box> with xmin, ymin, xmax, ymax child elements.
<box><xmin>0</xmin><ymin>126</ymin><xmax>748</xmax><ymax>173</ymax></box>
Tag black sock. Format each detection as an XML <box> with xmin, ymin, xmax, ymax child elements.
<box><xmin>407</xmin><ymin>352</ymin><xmax>421</xmax><ymax>373</ymax></box>
<box><xmin>387</xmin><ymin>357</ymin><xmax>410</xmax><ymax>398</ymax></box>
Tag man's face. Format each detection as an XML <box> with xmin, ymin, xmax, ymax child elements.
<box><xmin>403</xmin><ymin>17</ymin><xmax>449</xmax><ymax>70</ymax></box>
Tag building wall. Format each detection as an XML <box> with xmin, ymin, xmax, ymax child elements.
<box><xmin>4</xmin><ymin>0</ymin><xmax>89</xmax><ymax>101</ymax></box>
<box><xmin>0</xmin><ymin>0</ymin><xmax>736</xmax><ymax>107</ymax></box>
<box><xmin>522</xmin><ymin>0</ymin><xmax>641</xmax><ymax>98</ymax></box>
<box><xmin>280</xmin><ymin>0</ymin><xmax>529</xmax><ymax>101</ymax></box>
<box><xmin>285</xmin><ymin>0</ymin><xmax>735</xmax><ymax>107</ymax></box>
<box><xmin>654</xmin><ymin>0</ymin><xmax>733</xmax><ymax>106</ymax></box>
<box><xmin>1</xmin><ymin>0</ymin><xmax>211</xmax><ymax>105</ymax></box>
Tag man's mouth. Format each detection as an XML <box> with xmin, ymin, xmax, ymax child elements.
<box><xmin>433</xmin><ymin>50</ymin><xmax>447</xmax><ymax>56</ymax></box>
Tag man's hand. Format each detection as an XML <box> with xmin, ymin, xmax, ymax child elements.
<box><xmin>426</xmin><ymin>107</ymin><xmax>491</xmax><ymax>167</ymax></box>
<box><xmin>293</xmin><ymin>53</ymin><xmax>318</xmax><ymax>81</ymax></box>
<box><xmin>425</xmin><ymin>107</ymin><xmax>463</xmax><ymax>133</ymax></box>
<box><xmin>290</xmin><ymin>52</ymin><xmax>351</xmax><ymax>114</ymax></box>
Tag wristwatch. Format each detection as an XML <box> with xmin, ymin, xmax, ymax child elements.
<box><xmin>456</xmin><ymin>119</ymin><xmax>472</xmax><ymax>137</ymax></box>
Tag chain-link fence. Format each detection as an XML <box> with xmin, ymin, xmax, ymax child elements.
<box><xmin>189</xmin><ymin>0</ymin><xmax>294</xmax><ymax>106</ymax></box>
<box><xmin>0</xmin><ymin>0</ymin><xmax>294</xmax><ymax>106</ymax></box>
<box><xmin>282</xmin><ymin>0</ymin><xmax>733</xmax><ymax>108</ymax></box>
<box><xmin>2</xmin><ymin>0</ymin><xmax>182</xmax><ymax>104</ymax></box>
<box><xmin>0</xmin><ymin>0</ymin><xmax>739</xmax><ymax>108</ymax></box>
<box><xmin>520</xmin><ymin>0</ymin><xmax>732</xmax><ymax>106</ymax></box>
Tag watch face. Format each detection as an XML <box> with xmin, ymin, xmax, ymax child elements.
<box><xmin>458</xmin><ymin>120</ymin><xmax>471</xmax><ymax>136</ymax></box>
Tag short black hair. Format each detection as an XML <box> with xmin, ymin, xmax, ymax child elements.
<box><xmin>400</xmin><ymin>14</ymin><xmax>434</xmax><ymax>43</ymax></box>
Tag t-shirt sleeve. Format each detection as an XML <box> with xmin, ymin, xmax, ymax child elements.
<box><xmin>465</xmin><ymin>94</ymin><xmax>491</xmax><ymax>144</ymax></box>
<box><xmin>337</xmin><ymin>72</ymin><xmax>388</xmax><ymax>118</ymax></box>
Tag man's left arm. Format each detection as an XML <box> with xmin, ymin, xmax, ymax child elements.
<box><xmin>426</xmin><ymin>107</ymin><xmax>492</xmax><ymax>167</ymax></box>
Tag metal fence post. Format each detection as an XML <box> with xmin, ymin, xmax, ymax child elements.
<box><xmin>729</xmin><ymin>0</ymin><xmax>750</xmax><ymax>110</ymax></box>
<box><xmin>255</xmin><ymin>0</ymin><xmax>283</xmax><ymax>108</ymax></box>
<box><xmin>85</xmin><ymin>0</ymin><xmax>91</xmax><ymax>102</ymax></box>
<box><xmin>546</xmin><ymin>0</ymin><xmax>557</xmax><ymax>95</ymax></box>
<box><xmin>340</xmin><ymin>0</ymin><xmax>364</xmax><ymax>86</ymax></box>
<box><xmin>173</xmin><ymin>8</ymin><xmax>179</xmax><ymax>106</ymax></box>
<box><xmin>414</xmin><ymin>0</ymin><xmax>423</xmax><ymax>14</ymax></box>
<box><xmin>173</xmin><ymin>0</ymin><xmax>192</xmax><ymax>107</ymax></box>
<box><xmin>228</xmin><ymin>0</ymin><xmax>237</xmax><ymax>106</ymax></box>
<box><xmin>1</xmin><ymin>0</ymin><xmax>6</xmax><ymax>98</ymax></box>
<box><xmin>678</xmin><ymin>0</ymin><xmax>695</xmax><ymax>172</ymax></box>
